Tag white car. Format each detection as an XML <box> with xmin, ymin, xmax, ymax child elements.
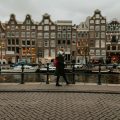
<box><xmin>74</xmin><ymin>64</ymin><xmax>83</xmax><ymax>68</ymax></box>
<box><xmin>13</xmin><ymin>65</ymin><xmax>33</xmax><ymax>70</ymax></box>
<box><xmin>40</xmin><ymin>65</ymin><xmax>56</xmax><ymax>71</ymax></box>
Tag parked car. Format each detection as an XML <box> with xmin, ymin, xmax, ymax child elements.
<box><xmin>74</xmin><ymin>64</ymin><xmax>83</xmax><ymax>68</ymax></box>
<box><xmin>106</xmin><ymin>64</ymin><xmax>113</xmax><ymax>69</ymax></box>
<box><xmin>106</xmin><ymin>63</ymin><xmax>117</xmax><ymax>69</ymax></box>
<box><xmin>40</xmin><ymin>64</ymin><xmax>56</xmax><ymax>71</ymax></box>
<box><xmin>10</xmin><ymin>61</ymin><xmax>26</xmax><ymax>67</ymax></box>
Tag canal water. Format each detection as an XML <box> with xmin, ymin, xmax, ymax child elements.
<box><xmin>0</xmin><ymin>72</ymin><xmax>120</xmax><ymax>84</ymax></box>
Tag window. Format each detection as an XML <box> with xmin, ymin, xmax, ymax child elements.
<box><xmin>51</xmin><ymin>49</ymin><xmax>55</xmax><ymax>58</ymax></box>
<box><xmin>107</xmin><ymin>45</ymin><xmax>110</xmax><ymax>50</ymax></box>
<box><xmin>44</xmin><ymin>49</ymin><xmax>49</xmax><ymax>58</ymax></box>
<box><xmin>16</xmin><ymin>32</ymin><xmax>19</xmax><ymax>37</ymax></box>
<box><xmin>37</xmin><ymin>49</ymin><xmax>43</xmax><ymax>57</ymax></box>
<box><xmin>96</xmin><ymin>14</ymin><xmax>100</xmax><ymax>18</ymax></box>
<box><xmin>31</xmin><ymin>32</ymin><xmax>36</xmax><ymax>38</ymax></box>
<box><xmin>44</xmin><ymin>33</ymin><xmax>49</xmax><ymax>38</ymax></box>
<box><xmin>37</xmin><ymin>33</ymin><xmax>42</xmax><ymax>38</ymax></box>
<box><xmin>62</xmin><ymin>26</ymin><xmax>66</xmax><ymax>31</ymax></box>
<box><xmin>50</xmin><ymin>40</ymin><xmax>55</xmax><ymax>47</ymax></box>
<box><xmin>101</xmin><ymin>20</ymin><xmax>105</xmax><ymax>23</ymax></box>
<box><xmin>57</xmin><ymin>33</ymin><xmax>61</xmax><ymax>38</ymax></box>
<box><xmin>58</xmin><ymin>40</ymin><xmax>61</xmax><ymax>44</ymax></box>
<box><xmin>27</xmin><ymin>40</ymin><xmax>30</xmax><ymax>45</ymax></box>
<box><xmin>101</xmin><ymin>40</ymin><xmax>105</xmax><ymax>48</ymax></box>
<box><xmin>58</xmin><ymin>26</ymin><xmax>61</xmax><ymax>31</ymax></box>
<box><xmin>101</xmin><ymin>32</ymin><xmax>105</xmax><ymax>38</ymax></box>
<box><xmin>8</xmin><ymin>47</ymin><xmax>11</xmax><ymax>51</ymax></box>
<box><xmin>21</xmin><ymin>26</ymin><xmax>25</xmax><ymax>29</ymax></box>
<box><xmin>32</xmin><ymin>40</ymin><xmax>35</xmax><ymax>45</ymax></box>
<box><xmin>26</xmin><ymin>20</ymin><xmax>31</xmax><ymax>24</ymax></box>
<box><xmin>38</xmin><ymin>41</ymin><xmax>43</xmax><ymax>47</ymax></box>
<box><xmin>12</xmin><ymin>39</ymin><xmax>15</xmax><ymax>45</ymax></box>
<box><xmin>26</xmin><ymin>26</ymin><xmax>30</xmax><ymax>30</ymax></box>
<box><xmin>8</xmin><ymin>39</ymin><xmax>11</xmax><ymax>45</ymax></box>
<box><xmin>67</xmin><ymin>40</ymin><xmax>70</xmax><ymax>45</ymax></box>
<box><xmin>112</xmin><ymin>46</ymin><xmax>116</xmax><ymax>50</ymax></box>
<box><xmin>96</xmin><ymin>50</ymin><xmax>100</xmax><ymax>55</ymax></box>
<box><xmin>62</xmin><ymin>33</ymin><xmax>66</xmax><ymax>38</ymax></box>
<box><xmin>44</xmin><ymin>26</ymin><xmax>49</xmax><ymax>31</ymax></box>
<box><xmin>101</xmin><ymin>26</ymin><xmax>105</xmax><ymax>31</ymax></box>
<box><xmin>118</xmin><ymin>45</ymin><xmax>120</xmax><ymax>50</ymax></box>
<box><xmin>101</xmin><ymin>50</ymin><xmax>106</xmax><ymax>55</ymax></box>
<box><xmin>90</xmin><ymin>32</ymin><xmax>94</xmax><ymax>38</ymax></box>
<box><xmin>21</xmin><ymin>32</ymin><xmax>25</xmax><ymax>37</ymax></box>
<box><xmin>16</xmin><ymin>39</ymin><xmax>19</xmax><ymax>45</ymax></box>
<box><xmin>96</xmin><ymin>32</ymin><xmax>100</xmax><ymax>38</ymax></box>
<box><xmin>72</xmin><ymin>33</ymin><xmax>76</xmax><ymax>38</ymax></box>
<box><xmin>51</xmin><ymin>26</ymin><xmax>55</xmax><ymax>30</ymax></box>
<box><xmin>44</xmin><ymin>19</ymin><xmax>49</xmax><ymax>24</ymax></box>
<box><xmin>22</xmin><ymin>40</ymin><xmax>26</xmax><ymax>45</ymax></box>
<box><xmin>11</xmin><ymin>26</ymin><xmax>15</xmax><ymax>30</ymax></box>
<box><xmin>67</xmin><ymin>33</ymin><xmax>71</xmax><ymax>38</ymax></box>
<box><xmin>16</xmin><ymin>47</ymin><xmax>19</xmax><ymax>53</ymax></box>
<box><xmin>31</xmin><ymin>26</ymin><xmax>35</xmax><ymax>29</ymax></box>
<box><xmin>95</xmin><ymin>40</ymin><xmax>100</xmax><ymax>48</ymax></box>
<box><xmin>90</xmin><ymin>26</ymin><xmax>94</xmax><ymax>30</ymax></box>
<box><xmin>63</xmin><ymin>40</ymin><xmax>65</xmax><ymax>44</ymax></box>
<box><xmin>12</xmin><ymin>47</ymin><xmax>15</xmax><ymax>51</ymax></box>
<box><xmin>112</xmin><ymin>36</ymin><xmax>117</xmax><ymax>42</ymax></box>
<box><xmin>26</xmin><ymin>32</ymin><xmax>30</xmax><ymax>38</ymax></box>
<box><xmin>90</xmin><ymin>49</ymin><xmax>95</xmax><ymax>55</ymax></box>
<box><xmin>67</xmin><ymin>27</ymin><xmax>71</xmax><ymax>31</ymax></box>
<box><xmin>44</xmin><ymin>40</ymin><xmax>49</xmax><ymax>47</ymax></box>
<box><xmin>90</xmin><ymin>20</ymin><xmax>94</xmax><ymax>24</ymax></box>
<box><xmin>50</xmin><ymin>32</ymin><xmax>56</xmax><ymax>38</ymax></box>
<box><xmin>95</xmin><ymin>20</ymin><xmax>100</xmax><ymax>24</ymax></box>
<box><xmin>95</xmin><ymin>26</ymin><xmax>100</xmax><ymax>31</ymax></box>
<box><xmin>38</xmin><ymin>26</ymin><xmax>42</xmax><ymax>30</ymax></box>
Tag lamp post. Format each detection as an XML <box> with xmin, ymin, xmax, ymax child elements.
<box><xmin>0</xmin><ymin>42</ymin><xmax>3</xmax><ymax>72</ymax></box>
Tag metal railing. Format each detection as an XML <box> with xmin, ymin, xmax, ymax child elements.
<box><xmin>0</xmin><ymin>63</ymin><xmax>120</xmax><ymax>85</ymax></box>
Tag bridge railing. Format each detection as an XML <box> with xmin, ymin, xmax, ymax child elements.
<box><xmin>0</xmin><ymin>63</ymin><xmax>120</xmax><ymax>85</ymax></box>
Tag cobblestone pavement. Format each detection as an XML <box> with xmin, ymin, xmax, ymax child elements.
<box><xmin>0</xmin><ymin>92</ymin><xmax>120</xmax><ymax>120</ymax></box>
<box><xmin>0</xmin><ymin>83</ymin><xmax>120</xmax><ymax>93</ymax></box>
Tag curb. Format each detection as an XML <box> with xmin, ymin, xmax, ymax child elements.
<box><xmin>0</xmin><ymin>89</ymin><xmax>120</xmax><ymax>94</ymax></box>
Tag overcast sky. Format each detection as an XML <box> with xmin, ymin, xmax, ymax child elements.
<box><xmin>0</xmin><ymin>0</ymin><xmax>120</xmax><ymax>24</ymax></box>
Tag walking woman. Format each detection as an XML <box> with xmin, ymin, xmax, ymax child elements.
<box><xmin>54</xmin><ymin>49</ymin><xmax>69</xmax><ymax>86</ymax></box>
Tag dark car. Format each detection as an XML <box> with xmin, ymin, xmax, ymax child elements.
<box><xmin>10</xmin><ymin>61</ymin><xmax>26</xmax><ymax>67</ymax></box>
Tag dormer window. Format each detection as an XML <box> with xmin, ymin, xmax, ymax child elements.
<box><xmin>44</xmin><ymin>19</ymin><xmax>49</xmax><ymax>24</ymax></box>
<box><xmin>11</xmin><ymin>21</ymin><xmax>14</xmax><ymax>24</ymax></box>
<box><xmin>96</xmin><ymin>14</ymin><xmax>100</xmax><ymax>18</ymax></box>
<box><xmin>26</xmin><ymin>20</ymin><xmax>30</xmax><ymax>24</ymax></box>
<box><xmin>82</xmin><ymin>24</ymin><xmax>84</xmax><ymax>28</ymax></box>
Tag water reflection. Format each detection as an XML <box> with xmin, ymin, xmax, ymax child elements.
<box><xmin>0</xmin><ymin>72</ymin><xmax>120</xmax><ymax>84</ymax></box>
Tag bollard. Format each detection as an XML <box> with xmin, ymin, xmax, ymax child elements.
<box><xmin>72</xmin><ymin>63</ymin><xmax>75</xmax><ymax>84</ymax></box>
<box><xmin>98</xmin><ymin>63</ymin><xmax>101</xmax><ymax>85</ymax></box>
<box><xmin>21</xmin><ymin>64</ymin><xmax>24</xmax><ymax>84</ymax></box>
<box><xmin>46</xmin><ymin>63</ymin><xmax>49</xmax><ymax>84</ymax></box>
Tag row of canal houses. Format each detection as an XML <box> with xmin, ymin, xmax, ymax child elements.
<box><xmin>0</xmin><ymin>9</ymin><xmax>120</xmax><ymax>64</ymax></box>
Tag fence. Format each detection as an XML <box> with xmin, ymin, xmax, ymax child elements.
<box><xmin>0</xmin><ymin>63</ymin><xmax>120</xmax><ymax>84</ymax></box>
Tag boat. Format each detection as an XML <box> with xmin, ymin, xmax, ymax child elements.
<box><xmin>92</xmin><ymin>70</ymin><xmax>110</xmax><ymax>73</ymax></box>
<box><xmin>1</xmin><ymin>65</ymin><xmax>38</xmax><ymax>73</ymax></box>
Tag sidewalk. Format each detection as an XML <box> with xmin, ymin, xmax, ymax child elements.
<box><xmin>0</xmin><ymin>82</ymin><xmax>120</xmax><ymax>93</ymax></box>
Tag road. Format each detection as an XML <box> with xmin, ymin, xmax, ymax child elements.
<box><xmin>0</xmin><ymin>92</ymin><xmax>120</xmax><ymax>120</ymax></box>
